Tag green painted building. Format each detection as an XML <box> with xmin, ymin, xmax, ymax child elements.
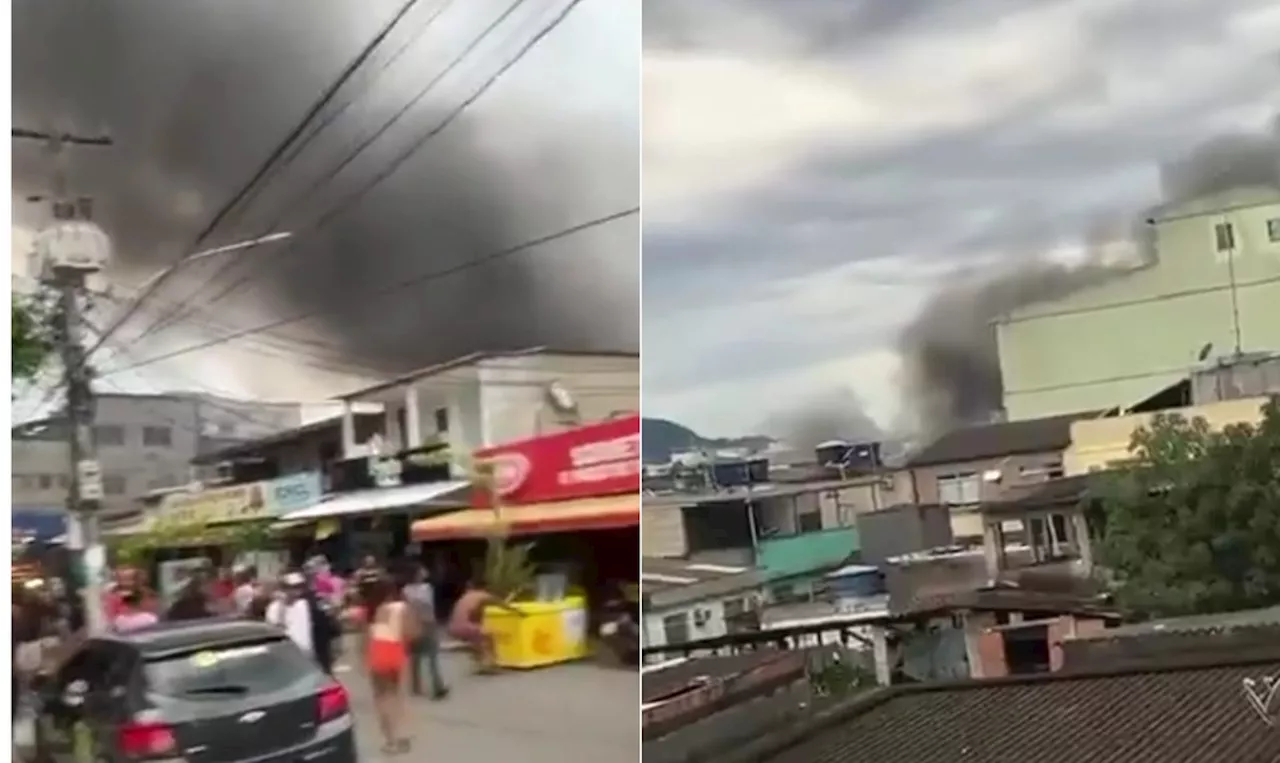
<box><xmin>998</xmin><ymin>187</ymin><xmax>1280</xmax><ymax>420</ymax></box>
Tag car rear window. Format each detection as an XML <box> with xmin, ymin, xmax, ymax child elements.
<box><xmin>144</xmin><ymin>638</ymin><xmax>319</xmax><ymax>697</ymax></box>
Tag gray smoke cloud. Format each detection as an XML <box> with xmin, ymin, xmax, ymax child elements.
<box><xmin>12</xmin><ymin>0</ymin><xmax>638</xmax><ymax>389</ymax></box>
<box><xmin>899</xmin><ymin>116</ymin><xmax>1280</xmax><ymax>435</ymax></box>
<box><xmin>762</xmin><ymin>389</ymin><xmax>885</xmax><ymax>452</ymax></box>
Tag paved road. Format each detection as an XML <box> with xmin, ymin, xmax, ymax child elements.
<box><xmin>338</xmin><ymin>651</ymin><xmax>639</xmax><ymax>763</ymax></box>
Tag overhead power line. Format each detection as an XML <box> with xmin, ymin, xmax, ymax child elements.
<box><xmin>133</xmin><ymin>0</ymin><xmax>535</xmax><ymax>344</ymax></box>
<box><xmin>98</xmin><ymin>204</ymin><xmax>636</xmax><ymax>378</ymax></box>
<box><xmin>88</xmin><ymin>0</ymin><xmax>426</xmax><ymax>355</ymax></box>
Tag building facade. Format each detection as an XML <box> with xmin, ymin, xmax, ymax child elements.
<box><xmin>12</xmin><ymin>392</ymin><xmax>306</xmax><ymax>515</ymax></box>
<box><xmin>885</xmin><ymin>414</ymin><xmax>1079</xmax><ymax>541</ymax></box>
<box><xmin>998</xmin><ymin>186</ymin><xmax>1280</xmax><ymax>420</ymax></box>
<box><xmin>337</xmin><ymin>349</ymin><xmax>639</xmax><ymax>462</ymax></box>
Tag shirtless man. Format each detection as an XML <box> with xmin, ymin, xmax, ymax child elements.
<box><xmin>447</xmin><ymin>578</ymin><xmax>522</xmax><ymax>672</ymax></box>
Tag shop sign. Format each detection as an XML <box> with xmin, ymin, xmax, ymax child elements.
<box><xmin>473</xmin><ymin>415</ymin><xmax>640</xmax><ymax>506</ymax></box>
<box><xmin>154</xmin><ymin>471</ymin><xmax>323</xmax><ymax>529</ymax></box>
<box><xmin>266</xmin><ymin>472</ymin><xmax>323</xmax><ymax>514</ymax></box>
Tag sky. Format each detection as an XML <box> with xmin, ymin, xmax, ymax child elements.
<box><xmin>642</xmin><ymin>0</ymin><xmax>1280</xmax><ymax>438</ymax></box>
<box><xmin>12</xmin><ymin>0</ymin><xmax>640</xmax><ymax>421</ymax></box>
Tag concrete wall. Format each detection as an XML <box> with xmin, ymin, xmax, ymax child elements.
<box><xmin>998</xmin><ymin>188</ymin><xmax>1280</xmax><ymax>420</ymax></box>
<box><xmin>642</xmin><ymin>503</ymin><xmax>688</xmax><ymax>558</ymax></box>
<box><xmin>643</xmin><ymin>594</ymin><xmax>754</xmax><ymax>655</ymax></box>
<box><xmin>857</xmin><ymin>504</ymin><xmax>954</xmax><ymax>567</ymax></box>
<box><xmin>1064</xmin><ymin>396</ymin><xmax>1270</xmax><ymax>475</ymax></box>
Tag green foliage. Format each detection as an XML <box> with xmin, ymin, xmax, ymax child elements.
<box><xmin>808</xmin><ymin>652</ymin><xmax>872</xmax><ymax>698</ymax></box>
<box><xmin>1096</xmin><ymin>400</ymin><xmax>1280</xmax><ymax>619</ymax></box>
<box><xmin>483</xmin><ymin>534</ymin><xmax>537</xmax><ymax>602</ymax></box>
<box><xmin>12</xmin><ymin>297</ymin><xmax>53</xmax><ymax>381</ymax></box>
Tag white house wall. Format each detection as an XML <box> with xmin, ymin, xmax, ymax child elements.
<box><xmin>642</xmin><ymin>598</ymin><xmax>729</xmax><ymax>657</ymax></box>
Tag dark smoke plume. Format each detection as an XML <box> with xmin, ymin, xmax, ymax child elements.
<box><xmin>899</xmin><ymin>116</ymin><xmax>1280</xmax><ymax>436</ymax></box>
<box><xmin>11</xmin><ymin>1</ymin><xmax>637</xmax><ymax>392</ymax></box>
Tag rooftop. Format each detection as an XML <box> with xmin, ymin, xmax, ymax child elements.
<box><xmin>745</xmin><ymin>648</ymin><xmax>1280</xmax><ymax>763</ymax></box>
<box><xmin>907</xmin><ymin>411</ymin><xmax>1094</xmax><ymax>468</ymax></box>
<box><xmin>643</xmin><ymin>478</ymin><xmax>881</xmax><ymax>508</ymax></box>
<box><xmin>337</xmin><ymin>347</ymin><xmax>638</xmax><ymax>401</ymax></box>
<box><xmin>642</xmin><ymin>557</ymin><xmax>763</xmax><ymax>610</ymax></box>
<box><xmin>191</xmin><ymin>410</ymin><xmax>384</xmax><ymax>465</ymax></box>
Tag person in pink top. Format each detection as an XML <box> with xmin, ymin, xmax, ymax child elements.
<box><xmin>112</xmin><ymin>589</ymin><xmax>159</xmax><ymax>632</ymax></box>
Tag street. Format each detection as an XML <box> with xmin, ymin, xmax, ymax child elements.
<box><xmin>338</xmin><ymin>651</ymin><xmax>639</xmax><ymax>763</ymax></box>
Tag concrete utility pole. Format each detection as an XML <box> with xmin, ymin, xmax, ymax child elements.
<box><xmin>22</xmin><ymin>126</ymin><xmax>114</xmax><ymax>634</ymax></box>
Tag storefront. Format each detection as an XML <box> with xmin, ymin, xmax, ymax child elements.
<box><xmin>274</xmin><ymin>440</ymin><xmax>470</xmax><ymax>569</ymax></box>
<box><xmin>112</xmin><ymin>471</ymin><xmax>324</xmax><ymax>597</ymax></box>
<box><xmin>410</xmin><ymin>416</ymin><xmax>640</xmax><ymax>668</ymax></box>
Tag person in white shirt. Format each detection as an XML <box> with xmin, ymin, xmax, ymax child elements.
<box><xmin>232</xmin><ymin>566</ymin><xmax>258</xmax><ymax>615</ymax></box>
<box><xmin>266</xmin><ymin>573</ymin><xmax>314</xmax><ymax>656</ymax></box>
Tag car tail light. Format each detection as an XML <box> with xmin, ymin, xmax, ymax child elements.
<box><xmin>118</xmin><ymin>721</ymin><xmax>177</xmax><ymax>758</ymax></box>
<box><xmin>318</xmin><ymin>683</ymin><xmax>349</xmax><ymax>720</ymax></box>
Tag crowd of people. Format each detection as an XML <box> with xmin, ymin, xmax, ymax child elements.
<box><xmin>12</xmin><ymin>554</ymin><xmax>526</xmax><ymax>756</ymax></box>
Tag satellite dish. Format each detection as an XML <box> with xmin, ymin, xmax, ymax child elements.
<box><xmin>545</xmin><ymin>381</ymin><xmax>579</xmax><ymax>416</ymax></box>
<box><xmin>1197</xmin><ymin>342</ymin><xmax>1214</xmax><ymax>362</ymax></box>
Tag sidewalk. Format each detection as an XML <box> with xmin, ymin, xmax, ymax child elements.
<box><xmin>338</xmin><ymin>650</ymin><xmax>639</xmax><ymax>763</ymax></box>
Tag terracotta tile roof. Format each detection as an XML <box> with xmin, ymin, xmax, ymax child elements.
<box><xmin>750</xmin><ymin>657</ymin><xmax>1280</xmax><ymax>763</ymax></box>
<box><xmin>907</xmin><ymin>412</ymin><xmax>1091</xmax><ymax>468</ymax></box>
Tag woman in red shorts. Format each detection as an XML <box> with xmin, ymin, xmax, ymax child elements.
<box><xmin>363</xmin><ymin>576</ymin><xmax>419</xmax><ymax>755</ymax></box>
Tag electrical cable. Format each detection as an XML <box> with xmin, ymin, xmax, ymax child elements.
<box><xmin>87</xmin><ymin>0</ymin><xmax>427</xmax><ymax>355</ymax></box>
<box><xmin>134</xmin><ymin>0</ymin><xmax>535</xmax><ymax>344</ymax></box>
<box><xmin>98</xmin><ymin>204</ymin><xmax>635</xmax><ymax>378</ymax></box>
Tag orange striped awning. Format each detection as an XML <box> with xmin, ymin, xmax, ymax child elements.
<box><xmin>411</xmin><ymin>494</ymin><xmax>638</xmax><ymax>541</ymax></box>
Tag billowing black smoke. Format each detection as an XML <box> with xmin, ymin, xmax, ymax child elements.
<box><xmin>12</xmin><ymin>1</ymin><xmax>638</xmax><ymax>386</ymax></box>
<box><xmin>899</xmin><ymin>116</ymin><xmax>1280</xmax><ymax>435</ymax></box>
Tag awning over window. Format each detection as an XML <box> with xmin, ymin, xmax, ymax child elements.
<box><xmin>411</xmin><ymin>494</ymin><xmax>638</xmax><ymax>541</ymax></box>
<box><xmin>279</xmin><ymin>480</ymin><xmax>470</xmax><ymax>523</ymax></box>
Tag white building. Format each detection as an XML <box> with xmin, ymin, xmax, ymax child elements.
<box><xmin>336</xmin><ymin>348</ymin><xmax>638</xmax><ymax>461</ymax></box>
<box><xmin>640</xmin><ymin>557</ymin><xmax>765</xmax><ymax>663</ymax></box>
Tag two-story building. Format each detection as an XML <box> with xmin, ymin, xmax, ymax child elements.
<box><xmin>997</xmin><ymin>186</ymin><xmax>1280</xmax><ymax>420</ymax></box>
<box><xmin>334</xmin><ymin>348</ymin><xmax>639</xmax><ymax>463</ymax></box>
<box><xmin>885</xmin><ymin>413</ymin><xmax>1085</xmax><ymax>542</ymax></box>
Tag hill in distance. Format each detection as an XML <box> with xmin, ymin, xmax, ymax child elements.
<box><xmin>642</xmin><ymin>417</ymin><xmax>773</xmax><ymax>464</ymax></box>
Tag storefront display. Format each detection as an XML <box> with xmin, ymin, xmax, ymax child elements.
<box><xmin>411</xmin><ymin>416</ymin><xmax>640</xmax><ymax>669</ymax></box>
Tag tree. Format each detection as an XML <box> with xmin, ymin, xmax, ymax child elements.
<box><xmin>12</xmin><ymin>296</ymin><xmax>52</xmax><ymax>381</ymax></box>
<box><xmin>1096</xmin><ymin>399</ymin><xmax>1280</xmax><ymax>619</ymax></box>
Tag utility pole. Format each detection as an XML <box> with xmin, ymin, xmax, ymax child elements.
<box><xmin>22</xmin><ymin>126</ymin><xmax>114</xmax><ymax>634</ymax></box>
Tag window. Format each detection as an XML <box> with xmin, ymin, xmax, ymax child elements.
<box><xmin>58</xmin><ymin>474</ymin><xmax>71</xmax><ymax>489</ymax></box>
<box><xmin>796</xmin><ymin>509</ymin><xmax>823</xmax><ymax>533</ymax></box>
<box><xmin>1268</xmin><ymin>218</ymin><xmax>1280</xmax><ymax>243</ymax></box>
<box><xmin>433</xmin><ymin>407</ymin><xmax>450</xmax><ymax>434</ymax></box>
<box><xmin>103</xmin><ymin>474</ymin><xmax>128</xmax><ymax>495</ymax></box>
<box><xmin>662</xmin><ymin>613</ymin><xmax>690</xmax><ymax>645</ymax></box>
<box><xmin>1214</xmin><ymin>222</ymin><xmax>1236</xmax><ymax>253</ymax></box>
<box><xmin>937</xmin><ymin>472</ymin><xmax>981</xmax><ymax>506</ymax></box>
<box><xmin>142</xmin><ymin>426</ymin><xmax>172</xmax><ymax>447</ymax></box>
<box><xmin>38</xmin><ymin>474</ymin><xmax>53</xmax><ymax>490</ymax></box>
<box><xmin>94</xmin><ymin>425</ymin><xmax>125</xmax><ymax>446</ymax></box>
<box><xmin>144</xmin><ymin>637</ymin><xmax>319</xmax><ymax>697</ymax></box>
